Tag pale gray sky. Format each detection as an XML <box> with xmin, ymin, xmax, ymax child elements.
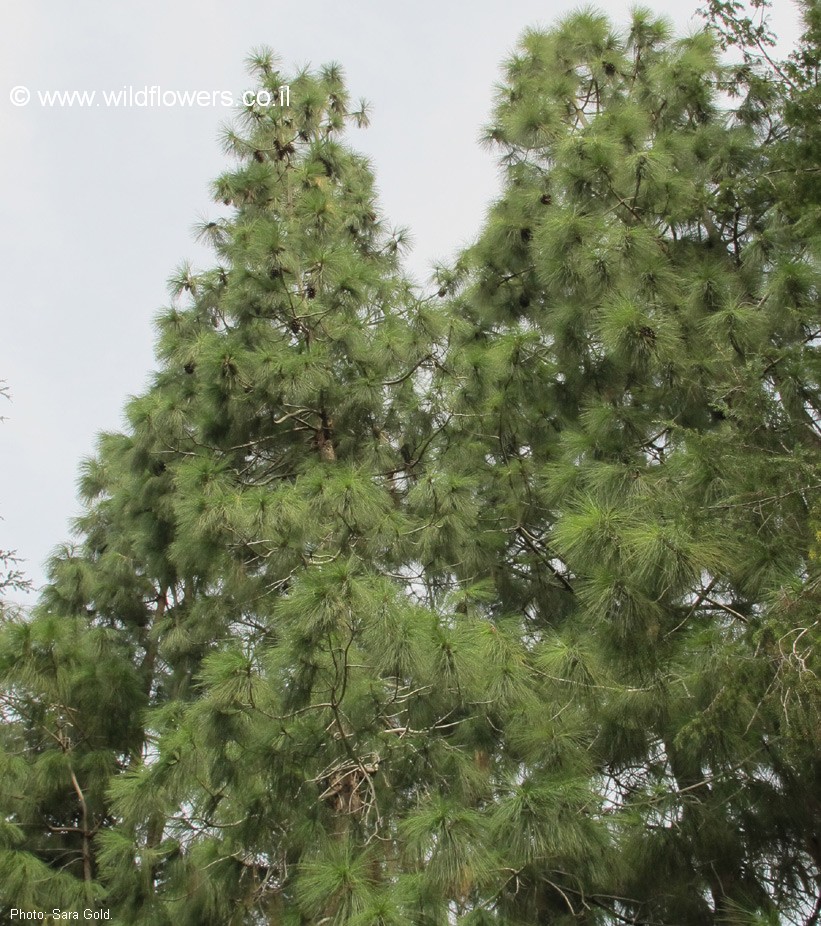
<box><xmin>0</xmin><ymin>1</ymin><xmax>803</xmax><ymax>602</ymax></box>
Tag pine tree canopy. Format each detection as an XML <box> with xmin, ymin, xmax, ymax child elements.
<box><xmin>1</xmin><ymin>5</ymin><xmax>819</xmax><ymax>924</ymax></box>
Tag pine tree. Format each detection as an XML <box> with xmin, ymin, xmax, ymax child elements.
<box><xmin>1</xmin><ymin>8</ymin><xmax>819</xmax><ymax>926</ymax></box>
<box><xmin>0</xmin><ymin>54</ymin><xmax>421</xmax><ymax>922</ymax></box>
<box><xmin>431</xmin><ymin>5</ymin><xmax>820</xmax><ymax>922</ymax></box>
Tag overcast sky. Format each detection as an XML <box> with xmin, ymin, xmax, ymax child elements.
<box><xmin>0</xmin><ymin>1</ymin><xmax>803</xmax><ymax>603</ymax></box>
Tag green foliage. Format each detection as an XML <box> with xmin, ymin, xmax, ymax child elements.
<box><xmin>1</xmin><ymin>384</ymin><xmax>32</xmax><ymax>600</ymax></box>
<box><xmin>1</xmin><ymin>7</ymin><xmax>819</xmax><ymax>925</ymax></box>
